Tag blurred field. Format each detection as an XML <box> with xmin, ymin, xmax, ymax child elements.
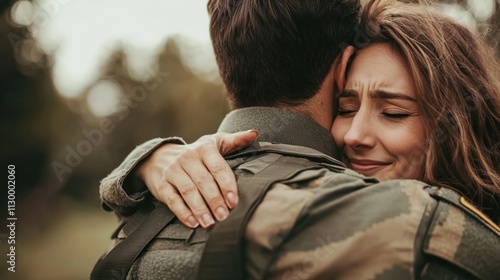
<box><xmin>1</xmin><ymin>196</ymin><xmax>118</xmax><ymax>280</ymax></box>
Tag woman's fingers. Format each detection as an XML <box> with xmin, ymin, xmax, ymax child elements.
<box><xmin>200</xmin><ymin>143</ymin><xmax>239</xmax><ymax>209</ymax></box>
<box><xmin>156</xmin><ymin>181</ymin><xmax>199</xmax><ymax>228</ymax></box>
<box><xmin>164</xmin><ymin>163</ymin><xmax>216</xmax><ymax>228</ymax></box>
<box><xmin>211</xmin><ymin>130</ymin><xmax>258</xmax><ymax>207</ymax></box>
<box><xmin>188</xmin><ymin>130</ymin><xmax>258</xmax><ymax>211</ymax></box>
<box><xmin>153</xmin><ymin>130</ymin><xmax>259</xmax><ymax>229</ymax></box>
<box><xmin>180</xmin><ymin>153</ymin><xmax>230</xmax><ymax>222</ymax></box>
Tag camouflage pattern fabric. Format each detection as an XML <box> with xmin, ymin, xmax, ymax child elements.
<box><xmin>98</xmin><ymin>107</ymin><xmax>499</xmax><ymax>279</ymax></box>
<box><xmin>246</xmin><ymin>176</ymin><xmax>429</xmax><ymax>279</ymax></box>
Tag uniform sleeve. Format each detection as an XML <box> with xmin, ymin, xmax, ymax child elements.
<box><xmin>99</xmin><ymin>137</ymin><xmax>186</xmax><ymax>216</ymax></box>
<box><xmin>245</xmin><ymin>173</ymin><xmax>432</xmax><ymax>280</ymax></box>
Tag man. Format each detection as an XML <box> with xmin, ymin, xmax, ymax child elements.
<box><xmin>95</xmin><ymin>0</ymin><xmax>499</xmax><ymax>279</ymax></box>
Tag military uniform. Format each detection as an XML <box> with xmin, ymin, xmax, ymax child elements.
<box><xmin>97</xmin><ymin>107</ymin><xmax>500</xmax><ymax>280</ymax></box>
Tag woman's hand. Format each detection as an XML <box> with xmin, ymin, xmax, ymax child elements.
<box><xmin>137</xmin><ymin>130</ymin><xmax>258</xmax><ymax>228</ymax></box>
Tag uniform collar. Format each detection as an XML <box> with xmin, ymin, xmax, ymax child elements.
<box><xmin>217</xmin><ymin>107</ymin><xmax>340</xmax><ymax>157</ymax></box>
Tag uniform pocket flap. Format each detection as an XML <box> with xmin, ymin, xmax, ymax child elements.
<box><xmin>189</xmin><ymin>228</ymin><xmax>209</xmax><ymax>244</ymax></box>
<box><xmin>155</xmin><ymin>222</ymin><xmax>194</xmax><ymax>241</ymax></box>
<box><xmin>236</xmin><ymin>153</ymin><xmax>281</xmax><ymax>174</ymax></box>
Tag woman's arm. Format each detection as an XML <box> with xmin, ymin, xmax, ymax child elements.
<box><xmin>99</xmin><ymin>130</ymin><xmax>258</xmax><ymax>228</ymax></box>
<box><xmin>99</xmin><ymin>137</ymin><xmax>186</xmax><ymax>216</ymax></box>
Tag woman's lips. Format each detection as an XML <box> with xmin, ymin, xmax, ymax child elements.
<box><xmin>348</xmin><ymin>158</ymin><xmax>390</xmax><ymax>172</ymax></box>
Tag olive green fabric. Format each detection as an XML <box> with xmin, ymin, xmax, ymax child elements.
<box><xmin>198</xmin><ymin>147</ymin><xmax>346</xmax><ymax>280</ymax></box>
<box><xmin>98</xmin><ymin>107</ymin><xmax>500</xmax><ymax>279</ymax></box>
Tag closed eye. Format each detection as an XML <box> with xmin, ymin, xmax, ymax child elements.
<box><xmin>337</xmin><ymin>109</ymin><xmax>357</xmax><ymax>116</ymax></box>
<box><xmin>382</xmin><ymin>112</ymin><xmax>411</xmax><ymax>119</ymax></box>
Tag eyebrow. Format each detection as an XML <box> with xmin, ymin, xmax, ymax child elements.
<box><xmin>339</xmin><ymin>89</ymin><xmax>416</xmax><ymax>102</ymax></box>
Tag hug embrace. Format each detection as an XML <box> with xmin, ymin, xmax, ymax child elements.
<box><xmin>93</xmin><ymin>0</ymin><xmax>500</xmax><ymax>279</ymax></box>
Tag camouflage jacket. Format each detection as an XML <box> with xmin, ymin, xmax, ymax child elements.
<box><xmin>99</xmin><ymin>107</ymin><xmax>500</xmax><ymax>280</ymax></box>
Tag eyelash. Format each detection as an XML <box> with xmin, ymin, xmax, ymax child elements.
<box><xmin>381</xmin><ymin>112</ymin><xmax>411</xmax><ymax>119</ymax></box>
<box><xmin>337</xmin><ymin>109</ymin><xmax>411</xmax><ymax>119</ymax></box>
<box><xmin>337</xmin><ymin>109</ymin><xmax>356</xmax><ymax>116</ymax></box>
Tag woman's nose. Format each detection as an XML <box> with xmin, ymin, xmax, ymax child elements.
<box><xmin>343</xmin><ymin>111</ymin><xmax>376</xmax><ymax>150</ymax></box>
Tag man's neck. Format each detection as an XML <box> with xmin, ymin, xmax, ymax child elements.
<box><xmin>218</xmin><ymin>107</ymin><xmax>339</xmax><ymax>157</ymax></box>
<box><xmin>288</xmin><ymin>100</ymin><xmax>333</xmax><ymax>130</ymax></box>
<box><xmin>289</xmin><ymin>67</ymin><xmax>336</xmax><ymax>129</ymax></box>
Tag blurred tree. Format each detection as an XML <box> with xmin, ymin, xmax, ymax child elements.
<box><xmin>1</xmin><ymin>5</ymin><xmax>81</xmax><ymax>211</ymax></box>
<box><xmin>9</xmin><ymin>45</ymin><xmax>225</xmax><ymax>224</ymax></box>
<box><xmin>1</xmin><ymin>4</ymin><xmax>227</xmax><ymax>232</ymax></box>
<box><xmin>59</xmin><ymin>39</ymin><xmax>228</xmax><ymax>202</ymax></box>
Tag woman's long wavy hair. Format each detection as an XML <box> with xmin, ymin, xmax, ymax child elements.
<box><xmin>358</xmin><ymin>0</ymin><xmax>500</xmax><ymax>221</ymax></box>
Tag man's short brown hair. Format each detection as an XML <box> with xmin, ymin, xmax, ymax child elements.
<box><xmin>208</xmin><ymin>0</ymin><xmax>360</xmax><ymax>108</ymax></box>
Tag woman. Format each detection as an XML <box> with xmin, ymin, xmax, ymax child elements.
<box><xmin>332</xmin><ymin>0</ymin><xmax>500</xmax><ymax>222</ymax></box>
<box><xmin>107</xmin><ymin>0</ymin><xmax>500</xmax><ymax>225</ymax></box>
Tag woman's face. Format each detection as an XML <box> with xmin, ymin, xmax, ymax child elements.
<box><xmin>331</xmin><ymin>43</ymin><xmax>426</xmax><ymax>181</ymax></box>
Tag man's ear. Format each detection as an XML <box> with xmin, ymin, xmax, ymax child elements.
<box><xmin>335</xmin><ymin>46</ymin><xmax>355</xmax><ymax>92</ymax></box>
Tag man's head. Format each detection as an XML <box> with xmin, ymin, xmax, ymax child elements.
<box><xmin>207</xmin><ymin>0</ymin><xmax>360</xmax><ymax>110</ymax></box>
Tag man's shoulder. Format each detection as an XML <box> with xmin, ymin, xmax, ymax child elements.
<box><xmin>307</xmin><ymin>176</ymin><xmax>500</xmax><ymax>279</ymax></box>
<box><xmin>254</xmin><ymin>169</ymin><xmax>500</xmax><ymax>278</ymax></box>
<box><xmin>234</xmin><ymin>146</ymin><xmax>500</xmax><ymax>278</ymax></box>
<box><xmin>304</xmin><ymin>167</ymin><xmax>432</xmax><ymax>210</ymax></box>
<box><xmin>245</xmin><ymin>168</ymin><xmax>435</xmax><ymax>279</ymax></box>
<box><xmin>233</xmin><ymin>144</ymin><xmax>431</xmax><ymax>219</ymax></box>
<box><xmin>417</xmin><ymin>186</ymin><xmax>500</xmax><ymax>279</ymax></box>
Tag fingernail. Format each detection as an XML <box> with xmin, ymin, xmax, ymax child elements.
<box><xmin>215</xmin><ymin>207</ymin><xmax>228</xmax><ymax>221</ymax></box>
<box><xmin>246</xmin><ymin>129</ymin><xmax>259</xmax><ymax>136</ymax></box>
<box><xmin>226</xmin><ymin>192</ymin><xmax>238</xmax><ymax>208</ymax></box>
<box><xmin>201</xmin><ymin>213</ymin><xmax>215</xmax><ymax>228</ymax></box>
<box><xmin>187</xmin><ymin>216</ymin><xmax>199</xmax><ymax>228</ymax></box>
